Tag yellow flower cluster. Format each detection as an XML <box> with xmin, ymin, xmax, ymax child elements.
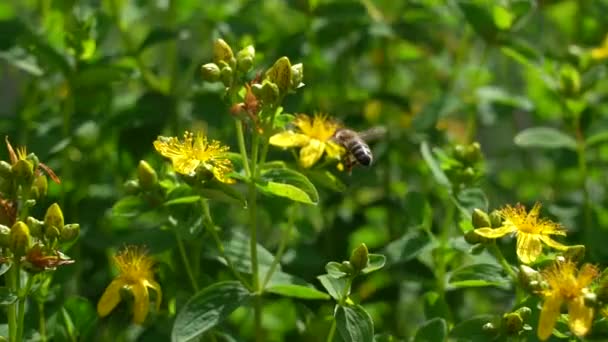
<box><xmin>269</xmin><ymin>113</ymin><xmax>344</xmax><ymax>168</ymax></box>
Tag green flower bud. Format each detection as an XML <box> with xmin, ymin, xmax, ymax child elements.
<box><xmin>465</xmin><ymin>142</ymin><xmax>482</xmax><ymax>163</ymax></box>
<box><xmin>515</xmin><ymin>306</ymin><xmax>532</xmax><ymax>321</ymax></box>
<box><xmin>213</xmin><ymin>39</ymin><xmax>235</xmax><ymax>68</ymax></box>
<box><xmin>519</xmin><ymin>265</ymin><xmax>542</xmax><ymax>292</ymax></box>
<box><xmin>489</xmin><ymin>210</ymin><xmax>503</xmax><ymax>228</ymax></box>
<box><xmin>26</xmin><ymin>216</ymin><xmax>44</xmax><ymax>238</ymax></box>
<box><xmin>502</xmin><ymin>312</ymin><xmax>524</xmax><ymax>335</ymax></box>
<box><xmin>137</xmin><ymin>160</ymin><xmax>158</xmax><ymax>190</ymax></box>
<box><xmin>0</xmin><ymin>161</ymin><xmax>11</xmax><ymax>179</ymax></box>
<box><xmin>266</xmin><ymin>56</ymin><xmax>292</xmax><ymax>95</ymax></box>
<box><xmin>472</xmin><ymin>208</ymin><xmax>491</xmax><ymax>228</ymax></box>
<box><xmin>12</xmin><ymin>159</ymin><xmax>34</xmax><ymax>185</ymax></box>
<box><xmin>124</xmin><ymin>179</ymin><xmax>140</xmax><ymax>195</ymax></box>
<box><xmin>31</xmin><ymin>174</ymin><xmax>48</xmax><ymax>199</ymax></box>
<box><xmin>10</xmin><ymin>221</ymin><xmax>31</xmax><ymax>257</ymax></box>
<box><xmin>201</xmin><ymin>63</ymin><xmax>221</xmax><ymax>82</ymax></box>
<box><xmin>559</xmin><ymin>64</ymin><xmax>581</xmax><ymax>97</ymax></box>
<box><xmin>60</xmin><ymin>223</ymin><xmax>80</xmax><ymax>243</ymax></box>
<box><xmin>220</xmin><ymin>66</ymin><xmax>233</xmax><ymax>88</ymax></box>
<box><xmin>340</xmin><ymin>260</ymin><xmax>354</xmax><ymax>274</ymax></box>
<box><xmin>236</xmin><ymin>45</ymin><xmax>255</xmax><ymax>73</ymax></box>
<box><xmin>26</xmin><ymin>153</ymin><xmax>39</xmax><ymax>171</ymax></box>
<box><xmin>45</xmin><ymin>226</ymin><xmax>61</xmax><ymax>241</ymax></box>
<box><xmin>464</xmin><ymin>230</ymin><xmax>481</xmax><ymax>245</ymax></box>
<box><xmin>0</xmin><ymin>224</ymin><xmax>10</xmax><ymax>248</ymax></box>
<box><xmin>349</xmin><ymin>243</ymin><xmax>369</xmax><ymax>272</ymax></box>
<box><xmin>260</xmin><ymin>81</ymin><xmax>280</xmax><ymax>104</ymax></box>
<box><xmin>44</xmin><ymin>203</ymin><xmax>64</xmax><ymax>234</ymax></box>
<box><xmin>453</xmin><ymin>144</ymin><xmax>466</xmax><ymax>161</ymax></box>
<box><xmin>290</xmin><ymin>63</ymin><xmax>304</xmax><ymax>90</ymax></box>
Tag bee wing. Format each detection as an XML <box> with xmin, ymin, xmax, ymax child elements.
<box><xmin>357</xmin><ymin>126</ymin><xmax>386</xmax><ymax>142</ymax></box>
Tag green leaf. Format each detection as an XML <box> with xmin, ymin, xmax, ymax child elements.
<box><xmin>164</xmin><ymin>196</ymin><xmax>201</xmax><ymax>206</ymax></box>
<box><xmin>0</xmin><ymin>287</ymin><xmax>17</xmax><ymax>305</ymax></box>
<box><xmin>457</xmin><ymin>1</ymin><xmax>498</xmax><ymax>41</ymax></box>
<box><xmin>492</xmin><ymin>6</ymin><xmax>514</xmax><ymax>30</ymax></box>
<box><xmin>0</xmin><ymin>263</ymin><xmax>10</xmax><ymax>277</ymax></box>
<box><xmin>303</xmin><ymin>169</ymin><xmax>346</xmax><ymax>192</ymax></box>
<box><xmin>265</xmin><ymin>271</ymin><xmax>330</xmax><ymax>300</ymax></box>
<box><xmin>335</xmin><ymin>304</ymin><xmax>374</xmax><ymax>342</ymax></box>
<box><xmin>218</xmin><ymin>231</ymin><xmax>277</xmax><ymax>275</ymax></box>
<box><xmin>456</xmin><ymin>188</ymin><xmax>488</xmax><ymax>218</ymax></box>
<box><xmin>420</xmin><ymin>141</ymin><xmax>450</xmax><ymax>187</ymax></box>
<box><xmin>112</xmin><ymin>196</ymin><xmax>146</xmax><ymax>218</ymax></box>
<box><xmin>326</xmin><ymin>262</ymin><xmax>350</xmax><ymax>278</ymax></box>
<box><xmin>514</xmin><ymin>127</ymin><xmax>577</xmax><ymax>150</ymax></box>
<box><xmin>414</xmin><ymin>317</ymin><xmax>447</xmax><ymax>342</ymax></box>
<box><xmin>586</xmin><ymin>131</ymin><xmax>608</xmax><ymax>148</ymax></box>
<box><xmin>317</xmin><ymin>275</ymin><xmax>349</xmax><ymax>301</ymax></box>
<box><xmin>448</xmin><ymin>263</ymin><xmax>510</xmax><ymax>289</ymax></box>
<box><xmin>72</xmin><ymin>65</ymin><xmax>131</xmax><ymax>88</ymax></box>
<box><xmin>361</xmin><ymin>254</ymin><xmax>385</xmax><ymax>274</ymax></box>
<box><xmin>197</xmin><ymin>178</ymin><xmax>246</xmax><ymax>206</ymax></box>
<box><xmin>257</xmin><ymin>168</ymin><xmax>319</xmax><ymax>204</ymax></box>
<box><xmin>139</xmin><ymin>28</ymin><xmax>178</xmax><ymax>52</ymax></box>
<box><xmin>450</xmin><ymin>315</ymin><xmax>499</xmax><ymax>341</ymax></box>
<box><xmin>172</xmin><ymin>281</ymin><xmax>252</xmax><ymax>342</ymax></box>
<box><xmin>62</xmin><ymin>297</ymin><xmax>96</xmax><ymax>339</ymax></box>
<box><xmin>383</xmin><ymin>230</ymin><xmax>431</xmax><ymax>265</ymax></box>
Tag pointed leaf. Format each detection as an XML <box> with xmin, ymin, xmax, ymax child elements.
<box><xmin>514</xmin><ymin>127</ymin><xmax>577</xmax><ymax>150</ymax></box>
<box><xmin>335</xmin><ymin>304</ymin><xmax>374</xmax><ymax>342</ymax></box>
<box><xmin>448</xmin><ymin>263</ymin><xmax>510</xmax><ymax>289</ymax></box>
<box><xmin>414</xmin><ymin>317</ymin><xmax>447</xmax><ymax>342</ymax></box>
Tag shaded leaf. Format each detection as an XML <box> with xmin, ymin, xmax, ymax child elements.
<box><xmin>448</xmin><ymin>263</ymin><xmax>510</xmax><ymax>289</ymax></box>
<box><xmin>335</xmin><ymin>304</ymin><xmax>374</xmax><ymax>342</ymax></box>
<box><xmin>414</xmin><ymin>317</ymin><xmax>447</xmax><ymax>342</ymax></box>
<box><xmin>514</xmin><ymin>127</ymin><xmax>577</xmax><ymax>150</ymax></box>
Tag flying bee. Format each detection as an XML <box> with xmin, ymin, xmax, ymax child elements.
<box><xmin>332</xmin><ymin>126</ymin><xmax>386</xmax><ymax>171</ymax></box>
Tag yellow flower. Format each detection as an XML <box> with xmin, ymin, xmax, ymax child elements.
<box><xmin>474</xmin><ymin>203</ymin><xmax>569</xmax><ymax>264</ymax></box>
<box><xmin>591</xmin><ymin>34</ymin><xmax>608</xmax><ymax>60</ymax></box>
<box><xmin>97</xmin><ymin>246</ymin><xmax>162</xmax><ymax>324</ymax></box>
<box><xmin>153</xmin><ymin>131</ymin><xmax>235</xmax><ymax>184</ymax></box>
<box><xmin>269</xmin><ymin>113</ymin><xmax>344</xmax><ymax>168</ymax></box>
<box><xmin>537</xmin><ymin>258</ymin><xmax>598</xmax><ymax>340</ymax></box>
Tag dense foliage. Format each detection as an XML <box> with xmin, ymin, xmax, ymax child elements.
<box><xmin>2</xmin><ymin>0</ymin><xmax>608</xmax><ymax>341</ymax></box>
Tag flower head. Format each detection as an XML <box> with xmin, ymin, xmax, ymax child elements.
<box><xmin>97</xmin><ymin>246</ymin><xmax>162</xmax><ymax>324</ymax></box>
<box><xmin>591</xmin><ymin>34</ymin><xmax>608</xmax><ymax>60</ymax></box>
<box><xmin>269</xmin><ymin>113</ymin><xmax>344</xmax><ymax>168</ymax></box>
<box><xmin>537</xmin><ymin>258</ymin><xmax>598</xmax><ymax>340</ymax></box>
<box><xmin>153</xmin><ymin>131</ymin><xmax>235</xmax><ymax>184</ymax></box>
<box><xmin>474</xmin><ymin>203</ymin><xmax>569</xmax><ymax>264</ymax></box>
<box><xmin>5</xmin><ymin>137</ymin><xmax>60</xmax><ymax>184</ymax></box>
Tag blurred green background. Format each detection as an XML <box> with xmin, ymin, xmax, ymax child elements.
<box><xmin>2</xmin><ymin>0</ymin><xmax>608</xmax><ymax>341</ymax></box>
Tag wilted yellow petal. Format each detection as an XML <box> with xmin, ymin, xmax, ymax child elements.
<box><xmin>269</xmin><ymin>132</ymin><xmax>310</xmax><ymax>148</ymax></box>
<box><xmin>538</xmin><ymin>295</ymin><xmax>562</xmax><ymax>340</ymax></box>
<box><xmin>539</xmin><ymin>235</ymin><xmax>569</xmax><ymax>251</ymax></box>
<box><xmin>516</xmin><ymin>233</ymin><xmax>542</xmax><ymax>264</ymax></box>
<box><xmin>568</xmin><ymin>296</ymin><xmax>593</xmax><ymax>337</ymax></box>
<box><xmin>473</xmin><ymin>225</ymin><xmax>516</xmax><ymax>239</ymax></box>
<box><xmin>299</xmin><ymin>140</ymin><xmax>325</xmax><ymax>168</ymax></box>
<box><xmin>132</xmin><ymin>282</ymin><xmax>150</xmax><ymax>325</ymax></box>
<box><xmin>97</xmin><ymin>279</ymin><xmax>124</xmax><ymax>317</ymax></box>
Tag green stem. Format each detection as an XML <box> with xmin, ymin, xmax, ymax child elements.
<box><xmin>38</xmin><ymin>301</ymin><xmax>47</xmax><ymax>342</ymax></box>
<box><xmin>17</xmin><ymin>270</ymin><xmax>33</xmax><ymax>342</ymax></box>
<box><xmin>487</xmin><ymin>242</ymin><xmax>517</xmax><ymax>282</ymax></box>
<box><xmin>249</xmin><ymin>133</ymin><xmax>262</xmax><ymax>341</ymax></box>
<box><xmin>436</xmin><ymin>201</ymin><xmax>454</xmax><ymax>300</ymax></box>
<box><xmin>574</xmin><ymin>119</ymin><xmax>591</xmax><ymax>239</ymax></box>
<box><xmin>326</xmin><ymin>319</ymin><xmax>337</xmax><ymax>342</ymax></box>
<box><xmin>175</xmin><ymin>233</ymin><xmax>199</xmax><ymax>292</ymax></box>
<box><xmin>261</xmin><ymin>209</ymin><xmax>296</xmax><ymax>289</ymax></box>
<box><xmin>7</xmin><ymin>261</ymin><xmax>18</xmax><ymax>342</ymax></box>
<box><xmin>236</xmin><ymin>120</ymin><xmax>252</xmax><ymax>177</ymax></box>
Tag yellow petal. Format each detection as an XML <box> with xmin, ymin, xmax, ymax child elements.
<box><xmin>538</xmin><ymin>295</ymin><xmax>563</xmax><ymax>340</ymax></box>
<box><xmin>269</xmin><ymin>132</ymin><xmax>310</xmax><ymax>148</ymax></box>
<box><xmin>144</xmin><ymin>279</ymin><xmax>163</xmax><ymax>312</ymax></box>
<box><xmin>299</xmin><ymin>140</ymin><xmax>325</xmax><ymax>168</ymax></box>
<box><xmin>516</xmin><ymin>233</ymin><xmax>542</xmax><ymax>264</ymax></box>
<box><xmin>132</xmin><ymin>281</ymin><xmax>150</xmax><ymax>325</ymax></box>
<box><xmin>172</xmin><ymin>157</ymin><xmax>200</xmax><ymax>175</ymax></box>
<box><xmin>539</xmin><ymin>235</ymin><xmax>569</xmax><ymax>251</ymax></box>
<box><xmin>325</xmin><ymin>141</ymin><xmax>345</xmax><ymax>160</ymax></box>
<box><xmin>97</xmin><ymin>279</ymin><xmax>124</xmax><ymax>318</ymax></box>
<box><xmin>473</xmin><ymin>225</ymin><xmax>516</xmax><ymax>239</ymax></box>
<box><xmin>568</xmin><ymin>296</ymin><xmax>593</xmax><ymax>337</ymax></box>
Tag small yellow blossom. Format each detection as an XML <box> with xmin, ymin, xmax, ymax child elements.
<box><xmin>591</xmin><ymin>34</ymin><xmax>608</xmax><ymax>60</ymax></box>
<box><xmin>97</xmin><ymin>246</ymin><xmax>162</xmax><ymax>324</ymax></box>
<box><xmin>153</xmin><ymin>131</ymin><xmax>235</xmax><ymax>184</ymax></box>
<box><xmin>474</xmin><ymin>203</ymin><xmax>569</xmax><ymax>264</ymax></box>
<box><xmin>269</xmin><ymin>113</ymin><xmax>344</xmax><ymax>168</ymax></box>
<box><xmin>5</xmin><ymin>137</ymin><xmax>60</xmax><ymax>184</ymax></box>
<box><xmin>537</xmin><ymin>259</ymin><xmax>598</xmax><ymax>340</ymax></box>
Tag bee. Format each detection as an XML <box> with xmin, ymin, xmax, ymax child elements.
<box><xmin>332</xmin><ymin>126</ymin><xmax>386</xmax><ymax>170</ymax></box>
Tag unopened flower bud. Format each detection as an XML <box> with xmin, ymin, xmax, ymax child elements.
<box><xmin>124</xmin><ymin>179</ymin><xmax>140</xmax><ymax>194</ymax></box>
<box><xmin>220</xmin><ymin>66</ymin><xmax>233</xmax><ymax>88</ymax></box>
<box><xmin>26</xmin><ymin>216</ymin><xmax>44</xmax><ymax>238</ymax></box>
<box><xmin>515</xmin><ymin>306</ymin><xmax>532</xmax><ymax>320</ymax></box>
<box><xmin>341</xmin><ymin>261</ymin><xmax>354</xmax><ymax>274</ymax></box>
<box><xmin>32</xmin><ymin>174</ymin><xmax>48</xmax><ymax>199</ymax></box>
<box><xmin>236</xmin><ymin>45</ymin><xmax>255</xmax><ymax>73</ymax></box>
<box><xmin>502</xmin><ymin>312</ymin><xmax>524</xmax><ymax>335</ymax></box>
<box><xmin>10</xmin><ymin>221</ymin><xmax>31</xmax><ymax>257</ymax></box>
<box><xmin>465</xmin><ymin>142</ymin><xmax>482</xmax><ymax>163</ymax></box>
<box><xmin>12</xmin><ymin>159</ymin><xmax>34</xmax><ymax>185</ymax></box>
<box><xmin>60</xmin><ymin>223</ymin><xmax>80</xmax><ymax>243</ymax></box>
<box><xmin>472</xmin><ymin>209</ymin><xmax>491</xmax><ymax>228</ymax></box>
<box><xmin>45</xmin><ymin>226</ymin><xmax>61</xmax><ymax>241</ymax></box>
<box><xmin>584</xmin><ymin>291</ymin><xmax>597</xmax><ymax>307</ymax></box>
<box><xmin>201</xmin><ymin>63</ymin><xmax>221</xmax><ymax>82</ymax></box>
<box><xmin>0</xmin><ymin>224</ymin><xmax>10</xmax><ymax>247</ymax></box>
<box><xmin>44</xmin><ymin>203</ymin><xmax>64</xmax><ymax>234</ymax></box>
<box><xmin>260</xmin><ymin>81</ymin><xmax>280</xmax><ymax>104</ymax></box>
<box><xmin>213</xmin><ymin>39</ymin><xmax>235</xmax><ymax>67</ymax></box>
<box><xmin>559</xmin><ymin>64</ymin><xmax>581</xmax><ymax>97</ymax></box>
<box><xmin>349</xmin><ymin>243</ymin><xmax>369</xmax><ymax>272</ymax></box>
<box><xmin>137</xmin><ymin>160</ymin><xmax>157</xmax><ymax>190</ymax></box>
<box><xmin>266</xmin><ymin>56</ymin><xmax>292</xmax><ymax>95</ymax></box>
<box><xmin>519</xmin><ymin>265</ymin><xmax>542</xmax><ymax>291</ymax></box>
<box><xmin>290</xmin><ymin>63</ymin><xmax>303</xmax><ymax>90</ymax></box>
<box><xmin>0</xmin><ymin>161</ymin><xmax>11</xmax><ymax>179</ymax></box>
<box><xmin>453</xmin><ymin>144</ymin><xmax>466</xmax><ymax>161</ymax></box>
<box><xmin>464</xmin><ymin>230</ymin><xmax>481</xmax><ymax>244</ymax></box>
<box><xmin>489</xmin><ymin>210</ymin><xmax>503</xmax><ymax>228</ymax></box>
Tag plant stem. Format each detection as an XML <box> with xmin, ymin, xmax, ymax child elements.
<box><xmin>487</xmin><ymin>242</ymin><xmax>517</xmax><ymax>282</ymax></box>
<box><xmin>436</xmin><ymin>200</ymin><xmax>454</xmax><ymax>300</ymax></box>
<box><xmin>236</xmin><ymin>120</ymin><xmax>252</xmax><ymax>177</ymax></box>
<box><xmin>326</xmin><ymin>319</ymin><xmax>337</xmax><ymax>342</ymax></box>
<box><xmin>17</xmin><ymin>270</ymin><xmax>33</xmax><ymax>342</ymax></box>
<box><xmin>175</xmin><ymin>233</ymin><xmax>199</xmax><ymax>292</ymax></box>
<box><xmin>248</xmin><ymin>132</ymin><xmax>262</xmax><ymax>341</ymax></box>
<box><xmin>38</xmin><ymin>301</ymin><xmax>47</xmax><ymax>342</ymax></box>
<box><xmin>7</xmin><ymin>262</ymin><xmax>18</xmax><ymax>342</ymax></box>
<box><xmin>261</xmin><ymin>209</ymin><xmax>296</xmax><ymax>289</ymax></box>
